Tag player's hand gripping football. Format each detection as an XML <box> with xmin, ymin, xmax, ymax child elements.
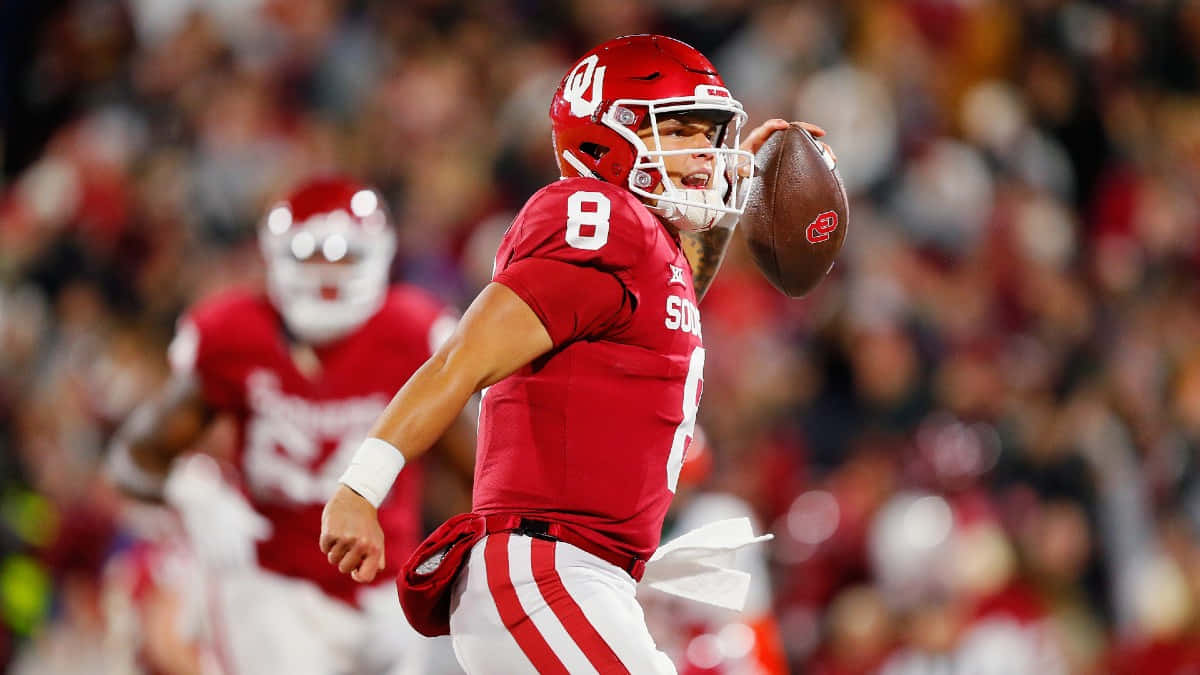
<box><xmin>320</xmin><ymin>484</ymin><xmax>386</xmax><ymax>583</ymax></box>
<box><xmin>737</xmin><ymin>119</ymin><xmax>836</xmax><ymax>177</ymax></box>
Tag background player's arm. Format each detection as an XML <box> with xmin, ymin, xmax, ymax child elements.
<box><xmin>683</xmin><ymin>119</ymin><xmax>831</xmax><ymax>302</ymax></box>
<box><xmin>321</xmin><ymin>282</ymin><xmax>552</xmax><ymax>581</ymax></box>
<box><xmin>106</xmin><ymin>373</ymin><xmax>215</xmax><ymax>500</ymax></box>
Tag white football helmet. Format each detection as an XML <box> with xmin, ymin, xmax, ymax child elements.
<box><xmin>258</xmin><ymin>177</ymin><xmax>395</xmax><ymax>344</ymax></box>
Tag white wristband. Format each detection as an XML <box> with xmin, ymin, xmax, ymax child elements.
<box><xmin>338</xmin><ymin>437</ymin><xmax>406</xmax><ymax>508</ymax></box>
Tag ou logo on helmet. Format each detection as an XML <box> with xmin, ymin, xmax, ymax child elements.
<box><xmin>563</xmin><ymin>55</ymin><xmax>606</xmax><ymax>118</ymax></box>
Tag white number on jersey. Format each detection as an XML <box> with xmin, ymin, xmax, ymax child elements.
<box><xmin>565</xmin><ymin>191</ymin><xmax>610</xmax><ymax>250</ymax></box>
<box><xmin>245</xmin><ymin>418</ymin><xmax>361</xmax><ymax>504</ymax></box>
<box><xmin>666</xmin><ymin>346</ymin><xmax>705</xmax><ymax>492</ymax></box>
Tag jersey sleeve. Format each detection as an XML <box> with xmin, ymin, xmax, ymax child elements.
<box><xmin>498</xmin><ymin>179</ymin><xmax>652</xmax><ymax>275</ymax></box>
<box><xmin>170</xmin><ymin>292</ymin><xmax>256</xmax><ymax>410</ymax></box>
<box><xmin>492</xmin><ymin>179</ymin><xmax>650</xmax><ymax>343</ymax></box>
<box><xmin>494</xmin><ymin>257</ymin><xmax>636</xmax><ymax>346</ymax></box>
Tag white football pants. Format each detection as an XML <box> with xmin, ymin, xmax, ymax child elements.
<box><xmin>449</xmin><ymin>532</ymin><xmax>676</xmax><ymax>674</ymax></box>
<box><xmin>212</xmin><ymin>567</ymin><xmax>457</xmax><ymax>675</ymax></box>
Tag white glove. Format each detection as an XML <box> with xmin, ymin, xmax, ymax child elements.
<box><xmin>640</xmin><ymin>517</ymin><xmax>773</xmax><ymax>611</ymax></box>
<box><xmin>164</xmin><ymin>454</ymin><xmax>272</xmax><ymax>570</ymax></box>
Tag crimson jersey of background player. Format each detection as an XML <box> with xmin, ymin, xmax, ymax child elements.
<box><xmin>107</xmin><ymin>177</ymin><xmax>471</xmax><ymax>675</ymax></box>
<box><xmin>175</xmin><ymin>282</ymin><xmax>444</xmax><ymax>601</ymax></box>
<box><xmin>477</xmin><ymin>176</ymin><xmax>705</xmax><ymax>563</ymax></box>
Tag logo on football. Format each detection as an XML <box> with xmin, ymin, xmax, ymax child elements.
<box><xmin>806</xmin><ymin>211</ymin><xmax>839</xmax><ymax>244</ymax></box>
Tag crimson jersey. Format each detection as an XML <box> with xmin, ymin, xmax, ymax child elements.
<box><xmin>171</xmin><ymin>286</ymin><xmax>454</xmax><ymax>604</ymax></box>
<box><xmin>476</xmin><ymin>177</ymin><xmax>705</xmax><ymax>563</ymax></box>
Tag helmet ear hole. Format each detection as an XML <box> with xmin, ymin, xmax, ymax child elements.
<box><xmin>579</xmin><ymin>142</ymin><xmax>609</xmax><ymax>160</ymax></box>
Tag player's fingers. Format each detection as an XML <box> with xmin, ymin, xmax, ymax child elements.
<box><xmin>796</xmin><ymin>121</ymin><xmax>826</xmax><ymax>137</ymax></box>
<box><xmin>822</xmin><ymin>142</ymin><xmax>838</xmax><ymax>164</ymax></box>
<box><xmin>737</xmin><ymin>120</ymin><xmax>790</xmax><ymax>176</ymax></box>
<box><xmin>741</xmin><ymin>118</ymin><xmax>787</xmax><ymax>151</ymax></box>
<box><xmin>352</xmin><ymin>552</ymin><xmax>382</xmax><ymax>584</ymax></box>
<box><xmin>319</xmin><ymin>531</ymin><xmax>337</xmax><ymax>554</ymax></box>
<box><xmin>326</xmin><ymin>540</ymin><xmax>351</xmax><ymax>567</ymax></box>
<box><xmin>338</xmin><ymin>545</ymin><xmax>369</xmax><ymax>575</ymax></box>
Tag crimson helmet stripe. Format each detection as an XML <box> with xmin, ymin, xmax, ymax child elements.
<box><xmin>284</xmin><ymin>177</ymin><xmax>368</xmax><ymax>222</ymax></box>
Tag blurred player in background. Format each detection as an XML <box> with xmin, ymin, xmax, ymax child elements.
<box><xmin>106</xmin><ymin>176</ymin><xmax>473</xmax><ymax>675</ymax></box>
<box><xmin>321</xmin><ymin>35</ymin><xmax>832</xmax><ymax>673</ymax></box>
<box><xmin>101</xmin><ymin>494</ymin><xmax>223</xmax><ymax>675</ymax></box>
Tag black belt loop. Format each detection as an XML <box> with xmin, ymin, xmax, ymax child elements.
<box><xmin>504</xmin><ymin>516</ymin><xmax>645</xmax><ymax>581</ymax></box>
<box><xmin>629</xmin><ymin>557</ymin><xmax>645</xmax><ymax>579</ymax></box>
<box><xmin>516</xmin><ymin>518</ymin><xmax>556</xmax><ymax>541</ymax></box>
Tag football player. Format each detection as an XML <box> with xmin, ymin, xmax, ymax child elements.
<box><xmin>321</xmin><ymin>35</ymin><xmax>831</xmax><ymax>673</ymax></box>
<box><xmin>107</xmin><ymin>176</ymin><xmax>473</xmax><ymax>674</ymax></box>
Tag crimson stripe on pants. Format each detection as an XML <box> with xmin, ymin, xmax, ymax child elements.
<box><xmin>484</xmin><ymin>533</ymin><xmax>570</xmax><ymax>674</ymax></box>
<box><xmin>530</xmin><ymin>538</ymin><xmax>631</xmax><ymax>674</ymax></box>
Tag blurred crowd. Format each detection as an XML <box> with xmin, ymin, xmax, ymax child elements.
<box><xmin>4</xmin><ymin>0</ymin><xmax>1200</xmax><ymax>673</ymax></box>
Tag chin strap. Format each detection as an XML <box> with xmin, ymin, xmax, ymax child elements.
<box><xmin>650</xmin><ymin>152</ymin><xmax>739</xmax><ymax>231</ymax></box>
<box><xmin>712</xmin><ymin>169</ymin><xmax>750</xmax><ymax>231</ymax></box>
<box><xmin>658</xmin><ymin>187</ymin><xmax>728</xmax><ymax>231</ymax></box>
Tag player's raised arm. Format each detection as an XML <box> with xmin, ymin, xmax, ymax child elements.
<box><xmin>320</xmin><ymin>282</ymin><xmax>553</xmax><ymax>582</ymax></box>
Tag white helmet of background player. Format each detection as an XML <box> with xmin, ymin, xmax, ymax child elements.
<box><xmin>258</xmin><ymin>176</ymin><xmax>395</xmax><ymax>344</ymax></box>
<box><xmin>550</xmin><ymin>34</ymin><xmax>754</xmax><ymax>231</ymax></box>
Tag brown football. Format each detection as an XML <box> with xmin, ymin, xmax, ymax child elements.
<box><xmin>740</xmin><ymin>123</ymin><xmax>849</xmax><ymax>298</ymax></box>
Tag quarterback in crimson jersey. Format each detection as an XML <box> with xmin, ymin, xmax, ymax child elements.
<box><xmin>321</xmin><ymin>35</ymin><xmax>834</xmax><ymax>673</ymax></box>
<box><xmin>107</xmin><ymin>177</ymin><xmax>471</xmax><ymax>675</ymax></box>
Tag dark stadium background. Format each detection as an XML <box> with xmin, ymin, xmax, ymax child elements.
<box><xmin>3</xmin><ymin>1</ymin><xmax>1200</xmax><ymax>672</ymax></box>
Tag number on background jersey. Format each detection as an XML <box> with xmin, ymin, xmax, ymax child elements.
<box><xmin>666</xmin><ymin>346</ymin><xmax>705</xmax><ymax>492</ymax></box>
<box><xmin>245</xmin><ymin>417</ymin><xmax>358</xmax><ymax>504</ymax></box>
<box><xmin>246</xmin><ymin>416</ymin><xmax>319</xmax><ymax>502</ymax></box>
<box><xmin>565</xmin><ymin>191</ymin><xmax>610</xmax><ymax>250</ymax></box>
